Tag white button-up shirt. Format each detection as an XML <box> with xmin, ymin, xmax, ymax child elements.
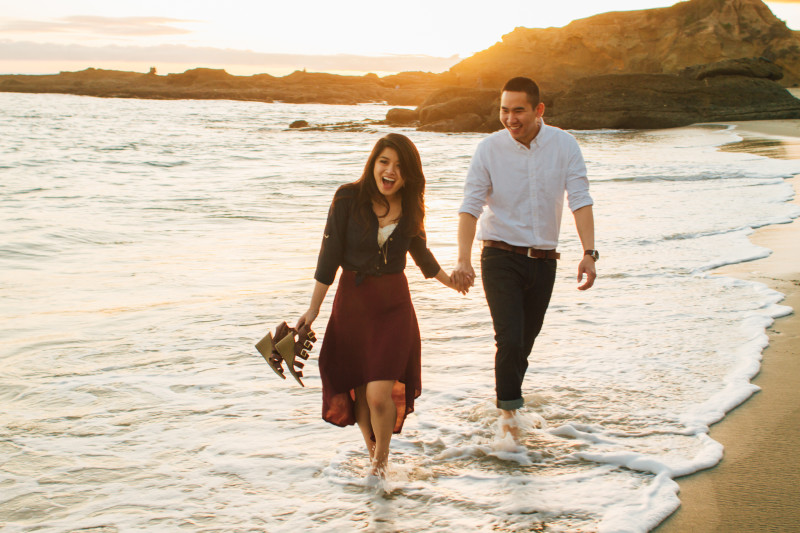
<box><xmin>459</xmin><ymin>121</ymin><xmax>593</xmax><ymax>250</ymax></box>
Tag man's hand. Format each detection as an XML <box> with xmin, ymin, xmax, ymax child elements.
<box><xmin>453</xmin><ymin>213</ymin><xmax>478</xmax><ymax>293</ymax></box>
<box><xmin>577</xmin><ymin>256</ymin><xmax>596</xmax><ymax>291</ymax></box>
<box><xmin>452</xmin><ymin>260</ymin><xmax>476</xmax><ymax>293</ymax></box>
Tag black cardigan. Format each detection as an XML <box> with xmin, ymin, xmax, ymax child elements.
<box><xmin>314</xmin><ymin>186</ymin><xmax>441</xmax><ymax>285</ymax></box>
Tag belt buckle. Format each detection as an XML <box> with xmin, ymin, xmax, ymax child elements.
<box><xmin>526</xmin><ymin>247</ymin><xmax>536</xmax><ymax>258</ymax></box>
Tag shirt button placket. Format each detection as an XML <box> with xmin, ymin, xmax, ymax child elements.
<box><xmin>529</xmin><ymin>149</ymin><xmax>537</xmax><ymax>244</ymax></box>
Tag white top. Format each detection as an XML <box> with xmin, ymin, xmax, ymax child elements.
<box><xmin>377</xmin><ymin>222</ymin><xmax>397</xmax><ymax>247</ymax></box>
<box><xmin>459</xmin><ymin>121</ymin><xmax>593</xmax><ymax>250</ymax></box>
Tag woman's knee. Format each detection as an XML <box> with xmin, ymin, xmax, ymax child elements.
<box><xmin>365</xmin><ymin>381</ymin><xmax>395</xmax><ymax>413</ymax></box>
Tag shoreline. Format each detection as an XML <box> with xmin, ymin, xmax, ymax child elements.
<box><xmin>655</xmin><ymin>121</ymin><xmax>800</xmax><ymax>532</ymax></box>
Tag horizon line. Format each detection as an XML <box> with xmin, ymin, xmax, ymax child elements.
<box><xmin>0</xmin><ymin>40</ymin><xmax>465</xmax><ymax>78</ymax></box>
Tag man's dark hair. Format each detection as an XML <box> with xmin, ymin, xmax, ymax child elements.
<box><xmin>502</xmin><ymin>77</ymin><xmax>540</xmax><ymax>107</ymax></box>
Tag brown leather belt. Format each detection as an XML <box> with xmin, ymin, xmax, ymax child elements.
<box><xmin>483</xmin><ymin>240</ymin><xmax>560</xmax><ymax>260</ymax></box>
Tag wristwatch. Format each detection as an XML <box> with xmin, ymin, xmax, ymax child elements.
<box><xmin>584</xmin><ymin>249</ymin><xmax>600</xmax><ymax>262</ymax></box>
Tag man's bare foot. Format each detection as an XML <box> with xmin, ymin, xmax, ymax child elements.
<box><xmin>500</xmin><ymin>409</ymin><xmax>520</xmax><ymax>441</ymax></box>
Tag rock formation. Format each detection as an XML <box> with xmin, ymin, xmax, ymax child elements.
<box><xmin>447</xmin><ymin>0</ymin><xmax>800</xmax><ymax>92</ymax></box>
<box><xmin>412</xmin><ymin>87</ymin><xmax>501</xmax><ymax>132</ymax></box>
<box><xmin>388</xmin><ymin>57</ymin><xmax>800</xmax><ymax>132</ymax></box>
<box><xmin>0</xmin><ymin>67</ymin><xmax>448</xmax><ymax>106</ymax></box>
<box><xmin>548</xmin><ymin>61</ymin><xmax>800</xmax><ymax>129</ymax></box>
<box><xmin>679</xmin><ymin>55</ymin><xmax>784</xmax><ymax>80</ymax></box>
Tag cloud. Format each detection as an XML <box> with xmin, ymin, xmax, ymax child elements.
<box><xmin>0</xmin><ymin>16</ymin><xmax>195</xmax><ymax>37</ymax></box>
<box><xmin>0</xmin><ymin>40</ymin><xmax>460</xmax><ymax>73</ymax></box>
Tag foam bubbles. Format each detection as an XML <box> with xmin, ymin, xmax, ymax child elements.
<box><xmin>1</xmin><ymin>93</ymin><xmax>798</xmax><ymax>532</ymax></box>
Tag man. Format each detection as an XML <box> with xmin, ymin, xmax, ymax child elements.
<box><xmin>452</xmin><ymin>76</ymin><xmax>597</xmax><ymax>437</ymax></box>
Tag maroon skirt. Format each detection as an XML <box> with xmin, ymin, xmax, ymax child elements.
<box><xmin>318</xmin><ymin>270</ymin><xmax>421</xmax><ymax>434</ymax></box>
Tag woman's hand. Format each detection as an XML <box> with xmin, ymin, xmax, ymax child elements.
<box><xmin>296</xmin><ymin>281</ymin><xmax>330</xmax><ymax>330</ymax></box>
<box><xmin>296</xmin><ymin>308</ymin><xmax>319</xmax><ymax>330</ymax></box>
<box><xmin>436</xmin><ymin>268</ymin><xmax>469</xmax><ymax>295</ymax></box>
<box><xmin>451</xmin><ymin>259</ymin><xmax>475</xmax><ymax>293</ymax></box>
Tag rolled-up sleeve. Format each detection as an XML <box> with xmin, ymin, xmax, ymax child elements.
<box><xmin>565</xmin><ymin>138</ymin><xmax>593</xmax><ymax>212</ymax></box>
<box><xmin>408</xmin><ymin>230</ymin><xmax>441</xmax><ymax>278</ymax></box>
<box><xmin>313</xmin><ymin>192</ymin><xmax>349</xmax><ymax>285</ymax></box>
<box><xmin>459</xmin><ymin>142</ymin><xmax>491</xmax><ymax>218</ymax></box>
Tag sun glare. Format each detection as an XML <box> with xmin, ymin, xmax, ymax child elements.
<box><xmin>1</xmin><ymin>0</ymin><xmax>800</xmax><ymax>75</ymax></box>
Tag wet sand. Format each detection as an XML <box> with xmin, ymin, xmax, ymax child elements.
<box><xmin>655</xmin><ymin>121</ymin><xmax>800</xmax><ymax>532</ymax></box>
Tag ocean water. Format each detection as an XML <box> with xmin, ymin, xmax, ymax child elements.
<box><xmin>1</xmin><ymin>92</ymin><xmax>798</xmax><ymax>533</ymax></box>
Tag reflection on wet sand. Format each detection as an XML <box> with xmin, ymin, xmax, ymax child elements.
<box><xmin>720</xmin><ymin>136</ymin><xmax>800</xmax><ymax>160</ymax></box>
<box><xmin>717</xmin><ymin>119</ymin><xmax>800</xmax><ymax>160</ymax></box>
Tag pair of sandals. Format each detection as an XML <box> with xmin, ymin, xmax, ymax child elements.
<box><xmin>255</xmin><ymin>322</ymin><xmax>316</xmax><ymax>387</ymax></box>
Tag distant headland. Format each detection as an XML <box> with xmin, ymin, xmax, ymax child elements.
<box><xmin>0</xmin><ymin>66</ymin><xmax>441</xmax><ymax>106</ymax></box>
<box><xmin>3</xmin><ymin>0</ymin><xmax>800</xmax><ymax>130</ymax></box>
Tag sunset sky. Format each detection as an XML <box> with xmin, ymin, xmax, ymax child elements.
<box><xmin>2</xmin><ymin>0</ymin><xmax>800</xmax><ymax>76</ymax></box>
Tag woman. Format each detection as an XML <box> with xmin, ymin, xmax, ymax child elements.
<box><xmin>296</xmin><ymin>133</ymin><xmax>463</xmax><ymax>478</ymax></box>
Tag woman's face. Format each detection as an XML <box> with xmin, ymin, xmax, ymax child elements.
<box><xmin>373</xmin><ymin>147</ymin><xmax>405</xmax><ymax>199</ymax></box>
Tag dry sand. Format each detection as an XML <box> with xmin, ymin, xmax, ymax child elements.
<box><xmin>655</xmin><ymin>121</ymin><xmax>800</xmax><ymax>532</ymax></box>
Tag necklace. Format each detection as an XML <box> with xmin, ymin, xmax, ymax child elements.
<box><xmin>380</xmin><ymin>240</ymin><xmax>389</xmax><ymax>265</ymax></box>
<box><xmin>377</xmin><ymin>222</ymin><xmax>397</xmax><ymax>264</ymax></box>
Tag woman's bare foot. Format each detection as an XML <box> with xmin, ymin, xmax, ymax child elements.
<box><xmin>369</xmin><ymin>457</ymin><xmax>388</xmax><ymax>478</ymax></box>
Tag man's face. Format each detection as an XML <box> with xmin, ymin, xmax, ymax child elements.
<box><xmin>500</xmin><ymin>91</ymin><xmax>544</xmax><ymax>146</ymax></box>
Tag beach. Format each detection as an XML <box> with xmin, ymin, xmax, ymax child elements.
<box><xmin>2</xmin><ymin>94</ymin><xmax>799</xmax><ymax>532</ymax></box>
<box><xmin>656</xmin><ymin>121</ymin><xmax>800</xmax><ymax>532</ymax></box>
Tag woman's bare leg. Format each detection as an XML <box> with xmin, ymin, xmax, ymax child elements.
<box><xmin>365</xmin><ymin>380</ymin><xmax>397</xmax><ymax>477</ymax></box>
<box><xmin>353</xmin><ymin>385</ymin><xmax>375</xmax><ymax>460</ymax></box>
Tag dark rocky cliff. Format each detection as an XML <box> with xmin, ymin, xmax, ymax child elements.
<box><xmin>448</xmin><ymin>0</ymin><xmax>800</xmax><ymax>92</ymax></box>
<box><xmin>390</xmin><ymin>57</ymin><xmax>800</xmax><ymax>132</ymax></box>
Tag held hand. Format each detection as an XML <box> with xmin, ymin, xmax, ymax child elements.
<box><xmin>436</xmin><ymin>268</ymin><xmax>470</xmax><ymax>295</ymax></box>
<box><xmin>452</xmin><ymin>261</ymin><xmax>476</xmax><ymax>293</ymax></box>
<box><xmin>577</xmin><ymin>256</ymin><xmax>596</xmax><ymax>291</ymax></box>
<box><xmin>448</xmin><ymin>273</ymin><xmax>470</xmax><ymax>295</ymax></box>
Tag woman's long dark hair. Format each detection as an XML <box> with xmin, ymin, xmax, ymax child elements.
<box><xmin>344</xmin><ymin>133</ymin><xmax>426</xmax><ymax>236</ymax></box>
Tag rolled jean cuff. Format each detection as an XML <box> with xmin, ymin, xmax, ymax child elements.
<box><xmin>497</xmin><ymin>397</ymin><xmax>524</xmax><ymax>410</ymax></box>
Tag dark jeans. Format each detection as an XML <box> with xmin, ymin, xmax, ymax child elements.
<box><xmin>481</xmin><ymin>246</ymin><xmax>557</xmax><ymax>410</ymax></box>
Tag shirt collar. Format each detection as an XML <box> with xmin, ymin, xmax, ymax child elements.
<box><xmin>506</xmin><ymin>118</ymin><xmax>549</xmax><ymax>151</ymax></box>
